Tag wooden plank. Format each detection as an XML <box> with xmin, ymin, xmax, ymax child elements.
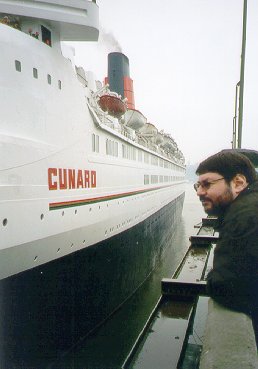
<box><xmin>162</xmin><ymin>279</ymin><xmax>207</xmax><ymax>298</ymax></box>
<box><xmin>123</xmin><ymin>300</ymin><xmax>194</xmax><ymax>369</ymax></box>
<box><xmin>172</xmin><ymin>245</ymin><xmax>211</xmax><ymax>281</ymax></box>
<box><xmin>201</xmin><ymin>217</ymin><xmax>217</xmax><ymax>227</ymax></box>
<box><xmin>189</xmin><ymin>234</ymin><xmax>218</xmax><ymax>245</ymax></box>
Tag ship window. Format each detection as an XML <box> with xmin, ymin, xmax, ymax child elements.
<box><xmin>151</xmin><ymin>155</ymin><xmax>158</xmax><ymax>166</ymax></box>
<box><xmin>58</xmin><ymin>80</ymin><xmax>62</xmax><ymax>89</ymax></box>
<box><xmin>47</xmin><ymin>74</ymin><xmax>52</xmax><ymax>85</ymax></box>
<box><xmin>96</xmin><ymin>135</ymin><xmax>99</xmax><ymax>152</ymax></box>
<box><xmin>41</xmin><ymin>25</ymin><xmax>52</xmax><ymax>47</ymax></box>
<box><xmin>138</xmin><ymin>150</ymin><xmax>143</xmax><ymax>162</ymax></box>
<box><xmin>151</xmin><ymin>175</ymin><xmax>158</xmax><ymax>184</ymax></box>
<box><xmin>114</xmin><ymin>142</ymin><xmax>118</xmax><ymax>156</ymax></box>
<box><xmin>144</xmin><ymin>152</ymin><xmax>149</xmax><ymax>164</ymax></box>
<box><xmin>132</xmin><ymin>147</ymin><xmax>136</xmax><ymax>160</ymax></box>
<box><xmin>92</xmin><ymin>134</ymin><xmax>100</xmax><ymax>153</ymax></box>
<box><xmin>122</xmin><ymin>144</ymin><xmax>136</xmax><ymax>160</ymax></box>
<box><xmin>122</xmin><ymin>144</ymin><xmax>126</xmax><ymax>158</ymax></box>
<box><xmin>33</xmin><ymin>68</ymin><xmax>38</xmax><ymax>79</ymax></box>
<box><xmin>144</xmin><ymin>175</ymin><xmax>149</xmax><ymax>185</ymax></box>
<box><xmin>106</xmin><ymin>139</ymin><xmax>109</xmax><ymax>155</ymax></box>
<box><xmin>92</xmin><ymin>134</ymin><xmax>95</xmax><ymax>152</ymax></box>
<box><xmin>15</xmin><ymin>60</ymin><xmax>21</xmax><ymax>72</ymax></box>
<box><xmin>106</xmin><ymin>139</ymin><xmax>118</xmax><ymax>157</ymax></box>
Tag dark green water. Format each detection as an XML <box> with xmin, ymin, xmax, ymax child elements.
<box><xmin>49</xmin><ymin>183</ymin><xmax>205</xmax><ymax>369</ymax></box>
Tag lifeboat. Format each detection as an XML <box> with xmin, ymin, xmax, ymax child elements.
<box><xmin>124</xmin><ymin>109</ymin><xmax>147</xmax><ymax>130</ymax></box>
<box><xmin>139</xmin><ymin>122</ymin><xmax>158</xmax><ymax>136</ymax></box>
<box><xmin>161</xmin><ymin>134</ymin><xmax>176</xmax><ymax>151</ymax></box>
<box><xmin>98</xmin><ymin>94</ymin><xmax>127</xmax><ymax>118</ymax></box>
<box><xmin>154</xmin><ymin>132</ymin><xmax>164</xmax><ymax>145</ymax></box>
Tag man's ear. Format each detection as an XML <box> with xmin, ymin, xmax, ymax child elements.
<box><xmin>231</xmin><ymin>174</ymin><xmax>248</xmax><ymax>195</ymax></box>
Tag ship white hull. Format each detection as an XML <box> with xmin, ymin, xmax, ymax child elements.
<box><xmin>0</xmin><ymin>21</ymin><xmax>185</xmax><ymax>280</ymax></box>
<box><xmin>1</xmin><ymin>182</ymin><xmax>185</xmax><ymax>279</ymax></box>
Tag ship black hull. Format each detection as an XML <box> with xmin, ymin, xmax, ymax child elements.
<box><xmin>0</xmin><ymin>193</ymin><xmax>184</xmax><ymax>369</ymax></box>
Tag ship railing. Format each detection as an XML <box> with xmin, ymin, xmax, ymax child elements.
<box><xmin>76</xmin><ymin>73</ymin><xmax>88</xmax><ymax>87</ymax></box>
<box><xmin>121</xmin><ymin>127</ymin><xmax>136</xmax><ymax>141</ymax></box>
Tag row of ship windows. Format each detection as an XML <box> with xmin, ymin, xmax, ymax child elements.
<box><xmin>15</xmin><ymin>60</ymin><xmax>62</xmax><ymax>89</ymax></box>
<box><xmin>92</xmin><ymin>134</ymin><xmax>185</xmax><ymax>172</ymax></box>
<box><xmin>144</xmin><ymin>174</ymin><xmax>184</xmax><ymax>185</ymax></box>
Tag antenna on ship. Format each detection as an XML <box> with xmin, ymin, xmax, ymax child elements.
<box><xmin>232</xmin><ymin>0</ymin><xmax>247</xmax><ymax>149</ymax></box>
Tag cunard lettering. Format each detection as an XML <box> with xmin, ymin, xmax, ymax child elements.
<box><xmin>48</xmin><ymin>168</ymin><xmax>96</xmax><ymax>190</ymax></box>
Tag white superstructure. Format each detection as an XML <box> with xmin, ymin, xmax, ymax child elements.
<box><xmin>0</xmin><ymin>0</ymin><xmax>99</xmax><ymax>40</ymax></box>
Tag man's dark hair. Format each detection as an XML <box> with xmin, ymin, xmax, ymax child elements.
<box><xmin>196</xmin><ymin>150</ymin><xmax>257</xmax><ymax>184</ymax></box>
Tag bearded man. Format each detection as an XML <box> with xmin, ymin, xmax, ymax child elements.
<box><xmin>195</xmin><ymin>150</ymin><xmax>258</xmax><ymax>345</ymax></box>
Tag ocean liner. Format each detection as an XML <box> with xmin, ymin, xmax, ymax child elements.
<box><xmin>0</xmin><ymin>1</ymin><xmax>185</xmax><ymax>366</ymax></box>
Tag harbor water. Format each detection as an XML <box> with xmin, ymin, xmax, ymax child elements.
<box><xmin>49</xmin><ymin>183</ymin><xmax>205</xmax><ymax>369</ymax></box>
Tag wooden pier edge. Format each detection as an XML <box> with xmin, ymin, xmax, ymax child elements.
<box><xmin>121</xmin><ymin>216</ymin><xmax>258</xmax><ymax>368</ymax></box>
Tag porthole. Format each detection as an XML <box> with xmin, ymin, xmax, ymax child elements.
<box><xmin>15</xmin><ymin>60</ymin><xmax>21</xmax><ymax>72</ymax></box>
<box><xmin>47</xmin><ymin>74</ymin><xmax>52</xmax><ymax>85</ymax></box>
<box><xmin>33</xmin><ymin>68</ymin><xmax>38</xmax><ymax>79</ymax></box>
<box><xmin>2</xmin><ymin>218</ymin><xmax>7</xmax><ymax>226</ymax></box>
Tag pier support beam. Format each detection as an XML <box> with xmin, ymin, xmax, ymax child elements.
<box><xmin>199</xmin><ymin>298</ymin><xmax>258</xmax><ymax>369</ymax></box>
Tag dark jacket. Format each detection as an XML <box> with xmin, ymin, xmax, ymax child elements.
<box><xmin>207</xmin><ymin>180</ymin><xmax>258</xmax><ymax>320</ymax></box>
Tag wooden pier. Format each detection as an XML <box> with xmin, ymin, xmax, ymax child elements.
<box><xmin>122</xmin><ymin>217</ymin><xmax>218</xmax><ymax>369</ymax></box>
<box><xmin>122</xmin><ymin>216</ymin><xmax>258</xmax><ymax>369</ymax></box>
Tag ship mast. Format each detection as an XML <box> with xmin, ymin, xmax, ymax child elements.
<box><xmin>232</xmin><ymin>0</ymin><xmax>247</xmax><ymax>149</ymax></box>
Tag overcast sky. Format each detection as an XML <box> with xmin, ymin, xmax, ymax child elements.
<box><xmin>69</xmin><ymin>0</ymin><xmax>258</xmax><ymax>164</ymax></box>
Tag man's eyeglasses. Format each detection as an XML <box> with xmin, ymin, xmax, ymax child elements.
<box><xmin>194</xmin><ymin>177</ymin><xmax>224</xmax><ymax>192</ymax></box>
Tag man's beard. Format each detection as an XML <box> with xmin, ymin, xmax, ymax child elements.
<box><xmin>199</xmin><ymin>187</ymin><xmax>234</xmax><ymax>216</ymax></box>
